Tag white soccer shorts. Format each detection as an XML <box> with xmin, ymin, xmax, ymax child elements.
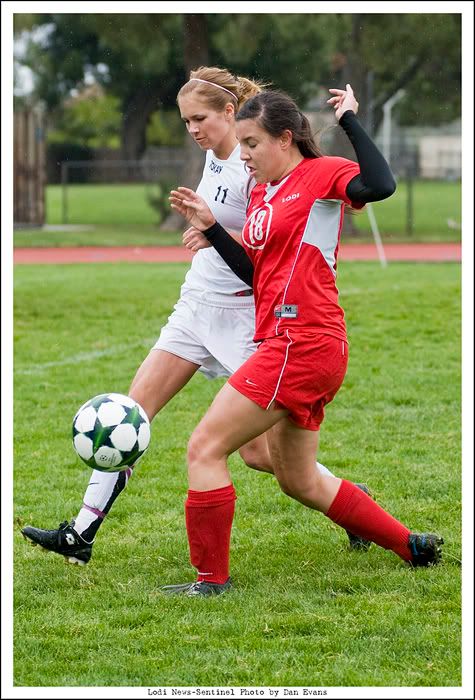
<box><xmin>153</xmin><ymin>290</ymin><xmax>258</xmax><ymax>379</ymax></box>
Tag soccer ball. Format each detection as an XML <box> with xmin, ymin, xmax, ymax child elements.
<box><xmin>72</xmin><ymin>393</ymin><xmax>151</xmax><ymax>472</ymax></box>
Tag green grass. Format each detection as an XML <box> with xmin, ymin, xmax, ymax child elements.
<box><xmin>13</xmin><ymin>180</ymin><xmax>461</xmax><ymax>247</ymax></box>
<box><xmin>47</xmin><ymin>183</ymin><xmax>162</xmax><ymax>226</ymax></box>
<box><xmin>13</xmin><ymin>261</ymin><xmax>462</xmax><ymax>687</ymax></box>
<box><xmin>13</xmin><ymin>224</ymin><xmax>183</xmax><ymax>248</ymax></box>
<box><xmin>353</xmin><ymin>179</ymin><xmax>461</xmax><ymax>240</ymax></box>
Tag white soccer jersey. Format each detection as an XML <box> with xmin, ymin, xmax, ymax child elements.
<box><xmin>181</xmin><ymin>144</ymin><xmax>254</xmax><ymax>295</ymax></box>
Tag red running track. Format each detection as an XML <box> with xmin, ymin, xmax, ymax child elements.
<box><xmin>13</xmin><ymin>243</ymin><xmax>461</xmax><ymax>265</ymax></box>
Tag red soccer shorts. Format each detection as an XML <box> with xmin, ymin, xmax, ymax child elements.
<box><xmin>228</xmin><ymin>330</ymin><xmax>348</xmax><ymax>431</ymax></box>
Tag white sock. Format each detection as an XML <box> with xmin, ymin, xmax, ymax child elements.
<box><xmin>73</xmin><ymin>508</ymin><xmax>98</xmax><ymax>539</ymax></box>
<box><xmin>74</xmin><ymin>467</ymin><xmax>134</xmax><ymax>539</ymax></box>
<box><xmin>316</xmin><ymin>461</ymin><xmax>335</xmax><ymax>477</ymax></box>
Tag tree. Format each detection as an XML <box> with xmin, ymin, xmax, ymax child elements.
<box><xmin>14</xmin><ymin>13</ymin><xmax>337</xmax><ymax>161</ymax></box>
<box><xmin>14</xmin><ymin>13</ymin><xmax>337</xmax><ymax>229</ymax></box>
<box><xmin>15</xmin><ymin>12</ymin><xmax>461</xmax><ymax>224</ymax></box>
<box><xmin>161</xmin><ymin>14</ymin><xmax>209</xmax><ymax>229</ymax></box>
<box><xmin>326</xmin><ymin>13</ymin><xmax>461</xmax><ymax>140</ymax></box>
<box><xmin>48</xmin><ymin>85</ymin><xmax>121</xmax><ymax>148</ymax></box>
<box><xmin>315</xmin><ymin>13</ymin><xmax>461</xmax><ymax>235</ymax></box>
<box><xmin>14</xmin><ymin>14</ymin><xmax>186</xmax><ymax>160</ymax></box>
<box><xmin>15</xmin><ymin>12</ymin><xmax>461</xmax><ymax>155</ymax></box>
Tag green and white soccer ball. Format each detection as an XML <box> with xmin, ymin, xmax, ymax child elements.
<box><xmin>72</xmin><ymin>393</ymin><xmax>151</xmax><ymax>472</ymax></box>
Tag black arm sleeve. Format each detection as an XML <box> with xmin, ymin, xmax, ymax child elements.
<box><xmin>202</xmin><ymin>222</ymin><xmax>254</xmax><ymax>288</ymax></box>
<box><xmin>339</xmin><ymin>110</ymin><xmax>397</xmax><ymax>203</ymax></box>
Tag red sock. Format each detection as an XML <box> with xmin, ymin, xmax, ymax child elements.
<box><xmin>185</xmin><ymin>484</ymin><xmax>236</xmax><ymax>584</ymax></box>
<box><xmin>326</xmin><ymin>480</ymin><xmax>412</xmax><ymax>561</ymax></box>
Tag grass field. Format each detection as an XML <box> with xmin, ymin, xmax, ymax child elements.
<box><xmin>13</xmin><ymin>261</ymin><xmax>462</xmax><ymax>688</ymax></box>
<box><xmin>13</xmin><ymin>179</ymin><xmax>461</xmax><ymax>247</ymax></box>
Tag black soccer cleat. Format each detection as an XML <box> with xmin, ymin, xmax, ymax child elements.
<box><xmin>346</xmin><ymin>483</ymin><xmax>373</xmax><ymax>551</ymax></box>
<box><xmin>21</xmin><ymin>520</ymin><xmax>93</xmax><ymax>566</ymax></box>
<box><xmin>160</xmin><ymin>578</ymin><xmax>232</xmax><ymax>597</ymax></box>
<box><xmin>408</xmin><ymin>533</ymin><xmax>444</xmax><ymax>567</ymax></box>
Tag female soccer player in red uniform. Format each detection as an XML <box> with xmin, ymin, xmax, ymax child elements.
<box><xmin>166</xmin><ymin>84</ymin><xmax>444</xmax><ymax>596</ymax></box>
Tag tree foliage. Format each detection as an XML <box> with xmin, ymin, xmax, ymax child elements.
<box><xmin>13</xmin><ymin>13</ymin><xmax>336</xmax><ymax>159</ymax></box>
<box><xmin>209</xmin><ymin>13</ymin><xmax>337</xmax><ymax>101</ymax></box>
<box><xmin>343</xmin><ymin>13</ymin><xmax>461</xmax><ymax>128</ymax></box>
<box><xmin>14</xmin><ymin>12</ymin><xmax>461</xmax><ymax>159</ymax></box>
<box><xmin>48</xmin><ymin>88</ymin><xmax>122</xmax><ymax>148</ymax></box>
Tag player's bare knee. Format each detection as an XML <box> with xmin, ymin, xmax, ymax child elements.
<box><xmin>187</xmin><ymin>428</ymin><xmax>223</xmax><ymax>468</ymax></box>
<box><xmin>187</xmin><ymin>431</ymin><xmax>205</xmax><ymax>467</ymax></box>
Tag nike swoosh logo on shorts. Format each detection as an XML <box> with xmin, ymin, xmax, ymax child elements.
<box><xmin>245</xmin><ymin>378</ymin><xmax>258</xmax><ymax>386</ymax></box>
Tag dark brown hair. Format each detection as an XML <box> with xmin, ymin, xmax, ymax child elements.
<box><xmin>236</xmin><ymin>90</ymin><xmax>323</xmax><ymax>159</ymax></box>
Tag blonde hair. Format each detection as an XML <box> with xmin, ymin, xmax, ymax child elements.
<box><xmin>177</xmin><ymin>66</ymin><xmax>268</xmax><ymax>111</ymax></box>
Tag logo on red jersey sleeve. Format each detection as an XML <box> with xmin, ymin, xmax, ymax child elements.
<box><xmin>243</xmin><ymin>203</ymin><xmax>273</xmax><ymax>250</ymax></box>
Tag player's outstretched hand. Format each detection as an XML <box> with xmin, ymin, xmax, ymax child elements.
<box><xmin>327</xmin><ymin>83</ymin><xmax>359</xmax><ymax>122</ymax></box>
<box><xmin>170</xmin><ymin>187</ymin><xmax>216</xmax><ymax>231</ymax></box>
<box><xmin>183</xmin><ymin>226</ymin><xmax>211</xmax><ymax>251</ymax></box>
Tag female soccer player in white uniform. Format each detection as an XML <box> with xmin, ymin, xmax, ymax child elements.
<box><xmin>22</xmin><ymin>67</ymin><xmax>369</xmax><ymax>565</ymax></box>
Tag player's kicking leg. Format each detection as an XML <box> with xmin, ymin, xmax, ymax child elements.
<box><xmin>21</xmin><ymin>350</ymin><xmax>200</xmax><ymax>564</ymax></box>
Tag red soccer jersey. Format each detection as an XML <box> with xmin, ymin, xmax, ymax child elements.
<box><xmin>242</xmin><ymin>156</ymin><xmax>362</xmax><ymax>342</ymax></box>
